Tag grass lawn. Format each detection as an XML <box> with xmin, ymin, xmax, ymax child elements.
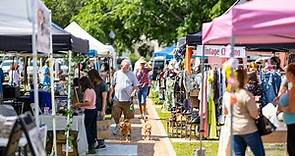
<box><xmin>154</xmin><ymin>102</ymin><xmax>286</xmax><ymax>156</ymax></box>
<box><xmin>173</xmin><ymin>142</ymin><xmax>219</xmax><ymax>156</ymax></box>
<box><xmin>154</xmin><ymin>106</ymin><xmax>219</xmax><ymax>156</ymax></box>
<box><xmin>155</xmin><ymin>107</ymin><xmax>170</xmax><ymax>132</ymax></box>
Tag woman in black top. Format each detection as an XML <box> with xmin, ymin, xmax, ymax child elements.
<box><xmin>88</xmin><ymin>69</ymin><xmax>108</xmax><ymax>149</ymax></box>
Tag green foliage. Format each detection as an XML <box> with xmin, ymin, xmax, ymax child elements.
<box><xmin>43</xmin><ymin>0</ymin><xmax>87</xmax><ymax>27</ymax></box>
<box><xmin>150</xmin><ymin>85</ymin><xmax>164</xmax><ymax>105</ymax></box>
<box><xmin>155</xmin><ymin>107</ymin><xmax>170</xmax><ymax>132</ymax></box>
<box><xmin>128</xmin><ymin>52</ymin><xmax>140</xmax><ymax>66</ymax></box>
<box><xmin>210</xmin><ymin>0</ymin><xmax>237</xmax><ymax>19</ymax></box>
<box><xmin>138</xmin><ymin>43</ymin><xmax>153</xmax><ymax>57</ymax></box>
<box><xmin>45</xmin><ymin>0</ymin><xmax>236</xmax><ymax>54</ymax></box>
<box><xmin>64</xmin><ymin>108</ymin><xmax>74</xmax><ymax>148</ymax></box>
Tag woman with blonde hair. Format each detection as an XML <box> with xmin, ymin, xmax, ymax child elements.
<box><xmin>224</xmin><ymin>69</ymin><xmax>265</xmax><ymax>156</ymax></box>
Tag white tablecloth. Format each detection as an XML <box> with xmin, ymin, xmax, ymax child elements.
<box><xmin>39</xmin><ymin>114</ymin><xmax>88</xmax><ymax>155</ymax></box>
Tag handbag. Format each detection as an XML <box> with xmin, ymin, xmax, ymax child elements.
<box><xmin>255</xmin><ymin>115</ymin><xmax>276</xmax><ymax>136</ymax></box>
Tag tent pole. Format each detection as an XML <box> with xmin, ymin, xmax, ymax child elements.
<box><xmin>78</xmin><ymin>54</ymin><xmax>81</xmax><ymax>78</ymax></box>
<box><xmin>65</xmin><ymin>50</ymin><xmax>72</xmax><ymax>156</ymax></box>
<box><xmin>229</xmin><ymin>36</ymin><xmax>235</xmax><ymax>156</ymax></box>
<box><xmin>94</xmin><ymin>57</ymin><xmax>98</xmax><ymax>70</ymax></box>
<box><xmin>48</xmin><ymin>11</ymin><xmax>57</xmax><ymax>156</ymax></box>
<box><xmin>32</xmin><ymin>0</ymin><xmax>40</xmax><ymax>127</ymax></box>
<box><xmin>11</xmin><ymin>56</ymin><xmax>14</xmax><ymax>86</ymax></box>
<box><xmin>50</xmin><ymin>53</ymin><xmax>57</xmax><ymax>156</ymax></box>
<box><xmin>195</xmin><ymin>44</ymin><xmax>205</xmax><ymax>156</ymax></box>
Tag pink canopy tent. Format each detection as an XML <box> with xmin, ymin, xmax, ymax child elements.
<box><xmin>199</xmin><ymin>0</ymin><xmax>295</xmax><ymax>154</ymax></box>
<box><xmin>202</xmin><ymin>0</ymin><xmax>295</xmax><ymax>45</ymax></box>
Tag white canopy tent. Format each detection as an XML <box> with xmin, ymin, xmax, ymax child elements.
<box><xmin>0</xmin><ymin>0</ymin><xmax>33</xmax><ymax>35</ymax></box>
<box><xmin>65</xmin><ymin>22</ymin><xmax>115</xmax><ymax>57</ymax></box>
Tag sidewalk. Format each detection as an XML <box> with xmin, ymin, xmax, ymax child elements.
<box><xmin>90</xmin><ymin>99</ymin><xmax>175</xmax><ymax>156</ymax></box>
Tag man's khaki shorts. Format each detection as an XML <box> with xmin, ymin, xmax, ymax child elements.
<box><xmin>112</xmin><ymin>101</ymin><xmax>132</xmax><ymax>123</ymax></box>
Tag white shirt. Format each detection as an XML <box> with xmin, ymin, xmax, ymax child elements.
<box><xmin>9</xmin><ymin>70</ymin><xmax>20</xmax><ymax>86</ymax></box>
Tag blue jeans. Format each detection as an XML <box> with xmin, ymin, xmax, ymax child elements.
<box><xmin>97</xmin><ymin>111</ymin><xmax>105</xmax><ymax>146</ymax></box>
<box><xmin>233</xmin><ymin>131</ymin><xmax>265</xmax><ymax>156</ymax></box>
<box><xmin>138</xmin><ymin>86</ymin><xmax>148</xmax><ymax>105</ymax></box>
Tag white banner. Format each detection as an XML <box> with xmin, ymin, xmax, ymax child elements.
<box><xmin>36</xmin><ymin>0</ymin><xmax>51</xmax><ymax>53</ymax></box>
<box><xmin>194</xmin><ymin>45</ymin><xmax>246</xmax><ymax>58</ymax></box>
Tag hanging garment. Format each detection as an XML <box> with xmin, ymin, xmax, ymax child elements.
<box><xmin>218</xmin><ymin>69</ymin><xmax>226</xmax><ymax>125</ymax></box>
<box><xmin>163</xmin><ymin>77</ymin><xmax>175</xmax><ymax>111</ymax></box>
<box><xmin>198</xmin><ymin>71</ymin><xmax>211</xmax><ymax>138</ymax></box>
<box><xmin>246</xmin><ymin>81</ymin><xmax>262</xmax><ymax>97</ymax></box>
<box><xmin>184</xmin><ymin>71</ymin><xmax>194</xmax><ymax>93</ymax></box>
<box><xmin>174</xmin><ymin>72</ymin><xmax>186</xmax><ymax>104</ymax></box>
<box><xmin>184</xmin><ymin>47</ymin><xmax>193</xmax><ymax>75</ymax></box>
<box><xmin>213</xmin><ymin>69</ymin><xmax>220</xmax><ymax>103</ymax></box>
<box><xmin>218</xmin><ymin>92</ymin><xmax>231</xmax><ymax>156</ymax></box>
<box><xmin>208</xmin><ymin>70</ymin><xmax>218</xmax><ymax>139</ymax></box>
<box><xmin>218</xmin><ymin>68</ymin><xmax>223</xmax><ymax>99</ymax></box>
<box><xmin>260</xmin><ymin>71</ymin><xmax>281</xmax><ymax>106</ymax></box>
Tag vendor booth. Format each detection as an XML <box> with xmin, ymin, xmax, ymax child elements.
<box><xmin>0</xmin><ymin>0</ymin><xmax>90</xmax><ymax>155</ymax></box>
<box><xmin>201</xmin><ymin>0</ymin><xmax>295</xmax><ymax>154</ymax></box>
<box><xmin>65</xmin><ymin>22</ymin><xmax>116</xmax><ymax>84</ymax></box>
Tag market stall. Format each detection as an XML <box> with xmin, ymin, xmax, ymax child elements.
<box><xmin>0</xmin><ymin>0</ymin><xmax>89</xmax><ymax>155</ymax></box>
<box><xmin>201</xmin><ymin>0</ymin><xmax>295</xmax><ymax>154</ymax></box>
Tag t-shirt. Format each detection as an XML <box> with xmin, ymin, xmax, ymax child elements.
<box><xmin>136</xmin><ymin>68</ymin><xmax>149</xmax><ymax>88</ymax></box>
<box><xmin>9</xmin><ymin>70</ymin><xmax>20</xmax><ymax>86</ymax></box>
<box><xmin>94</xmin><ymin>82</ymin><xmax>108</xmax><ymax>111</ymax></box>
<box><xmin>81</xmin><ymin>88</ymin><xmax>96</xmax><ymax>110</ymax></box>
<box><xmin>232</xmin><ymin>89</ymin><xmax>258</xmax><ymax>135</ymax></box>
<box><xmin>112</xmin><ymin>70</ymin><xmax>138</xmax><ymax>101</ymax></box>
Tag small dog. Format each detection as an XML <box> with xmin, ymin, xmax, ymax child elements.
<box><xmin>142</xmin><ymin>118</ymin><xmax>152</xmax><ymax>141</ymax></box>
<box><xmin>120</xmin><ymin>119</ymin><xmax>131</xmax><ymax>141</ymax></box>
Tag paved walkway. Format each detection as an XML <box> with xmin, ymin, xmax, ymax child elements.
<box><xmin>89</xmin><ymin>99</ymin><xmax>176</xmax><ymax>156</ymax></box>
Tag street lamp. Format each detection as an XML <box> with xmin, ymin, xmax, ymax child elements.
<box><xmin>109</xmin><ymin>31</ymin><xmax>116</xmax><ymax>44</ymax></box>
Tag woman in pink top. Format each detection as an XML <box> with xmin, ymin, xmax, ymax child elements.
<box><xmin>73</xmin><ymin>76</ymin><xmax>97</xmax><ymax>154</ymax></box>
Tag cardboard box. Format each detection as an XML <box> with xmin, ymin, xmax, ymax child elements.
<box><xmin>97</xmin><ymin>120</ymin><xmax>111</xmax><ymax>139</ymax></box>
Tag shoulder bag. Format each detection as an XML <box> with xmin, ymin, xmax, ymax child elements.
<box><xmin>255</xmin><ymin>114</ymin><xmax>276</xmax><ymax>136</ymax></box>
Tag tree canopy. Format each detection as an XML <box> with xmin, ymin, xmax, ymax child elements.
<box><xmin>44</xmin><ymin>0</ymin><xmax>236</xmax><ymax>54</ymax></box>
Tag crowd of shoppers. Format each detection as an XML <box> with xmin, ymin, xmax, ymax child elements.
<box><xmin>65</xmin><ymin>54</ymin><xmax>295</xmax><ymax>155</ymax></box>
<box><xmin>218</xmin><ymin>55</ymin><xmax>295</xmax><ymax>156</ymax></box>
<box><xmin>71</xmin><ymin>58</ymin><xmax>153</xmax><ymax>154</ymax></box>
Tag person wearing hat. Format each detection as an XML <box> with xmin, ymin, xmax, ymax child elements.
<box><xmin>136</xmin><ymin>59</ymin><xmax>151</xmax><ymax>119</ymax></box>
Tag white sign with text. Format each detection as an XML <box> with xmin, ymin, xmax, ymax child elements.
<box><xmin>194</xmin><ymin>45</ymin><xmax>246</xmax><ymax>58</ymax></box>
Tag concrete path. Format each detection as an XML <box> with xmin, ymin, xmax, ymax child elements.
<box><xmin>89</xmin><ymin>99</ymin><xmax>175</xmax><ymax>156</ymax></box>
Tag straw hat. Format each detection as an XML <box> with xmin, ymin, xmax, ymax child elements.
<box><xmin>138</xmin><ymin>59</ymin><xmax>147</xmax><ymax>64</ymax></box>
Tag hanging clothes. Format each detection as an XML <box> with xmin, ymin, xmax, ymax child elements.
<box><xmin>199</xmin><ymin>71</ymin><xmax>209</xmax><ymax>138</ymax></box>
<box><xmin>260</xmin><ymin>71</ymin><xmax>281</xmax><ymax>106</ymax></box>
<box><xmin>208</xmin><ymin>70</ymin><xmax>218</xmax><ymax>139</ymax></box>
<box><xmin>163</xmin><ymin>77</ymin><xmax>175</xmax><ymax>111</ymax></box>
<box><xmin>213</xmin><ymin>69</ymin><xmax>220</xmax><ymax>104</ymax></box>
<box><xmin>184</xmin><ymin>47</ymin><xmax>193</xmax><ymax>75</ymax></box>
<box><xmin>218</xmin><ymin>91</ymin><xmax>231</xmax><ymax>156</ymax></box>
